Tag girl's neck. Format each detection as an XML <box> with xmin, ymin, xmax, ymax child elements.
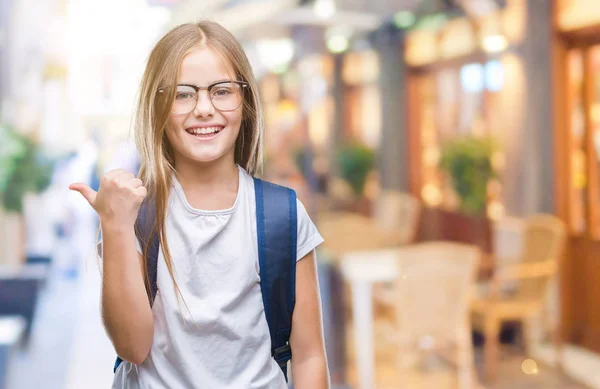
<box><xmin>175</xmin><ymin>158</ymin><xmax>238</xmax><ymax>188</ymax></box>
<box><xmin>174</xmin><ymin>158</ymin><xmax>239</xmax><ymax>210</ymax></box>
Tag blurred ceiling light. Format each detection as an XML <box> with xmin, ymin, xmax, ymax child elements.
<box><xmin>276</xmin><ymin>7</ymin><xmax>380</xmax><ymax>31</ymax></box>
<box><xmin>313</xmin><ymin>0</ymin><xmax>336</xmax><ymax>20</ymax></box>
<box><xmin>256</xmin><ymin>38</ymin><xmax>295</xmax><ymax>74</ymax></box>
<box><xmin>327</xmin><ymin>35</ymin><xmax>349</xmax><ymax>54</ymax></box>
<box><xmin>393</xmin><ymin>11</ymin><xmax>416</xmax><ymax>29</ymax></box>
<box><xmin>460</xmin><ymin>63</ymin><xmax>484</xmax><ymax>93</ymax></box>
<box><xmin>325</xmin><ymin>25</ymin><xmax>351</xmax><ymax>54</ymax></box>
<box><xmin>482</xmin><ymin>34</ymin><xmax>508</xmax><ymax>53</ymax></box>
<box><xmin>484</xmin><ymin>60</ymin><xmax>504</xmax><ymax>91</ymax></box>
<box><xmin>201</xmin><ymin>0</ymin><xmax>296</xmax><ymax>34</ymax></box>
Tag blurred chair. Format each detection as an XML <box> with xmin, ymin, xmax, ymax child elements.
<box><xmin>492</xmin><ymin>216</ymin><xmax>525</xmax><ymax>267</ymax></box>
<box><xmin>317</xmin><ymin>211</ymin><xmax>399</xmax><ymax>260</ymax></box>
<box><xmin>371</xmin><ymin>191</ymin><xmax>422</xmax><ymax>325</ymax></box>
<box><xmin>382</xmin><ymin>242</ymin><xmax>480</xmax><ymax>389</ymax></box>
<box><xmin>373</xmin><ymin>190</ymin><xmax>422</xmax><ymax>246</ymax></box>
<box><xmin>481</xmin><ymin>216</ymin><xmax>526</xmax><ymax>298</ymax></box>
<box><xmin>471</xmin><ymin>214</ymin><xmax>566</xmax><ymax>381</ymax></box>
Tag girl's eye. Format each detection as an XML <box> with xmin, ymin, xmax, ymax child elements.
<box><xmin>176</xmin><ymin>92</ymin><xmax>195</xmax><ymax>100</ymax></box>
<box><xmin>212</xmin><ymin>88</ymin><xmax>232</xmax><ymax>97</ymax></box>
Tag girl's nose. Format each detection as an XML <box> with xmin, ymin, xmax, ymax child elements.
<box><xmin>193</xmin><ymin>91</ymin><xmax>215</xmax><ymax>117</ymax></box>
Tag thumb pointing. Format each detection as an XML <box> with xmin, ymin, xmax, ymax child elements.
<box><xmin>69</xmin><ymin>183</ymin><xmax>97</xmax><ymax>206</ymax></box>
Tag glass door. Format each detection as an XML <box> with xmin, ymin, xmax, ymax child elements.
<box><xmin>566</xmin><ymin>44</ymin><xmax>600</xmax><ymax>238</ymax></box>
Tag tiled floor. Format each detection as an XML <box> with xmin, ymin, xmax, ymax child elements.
<box><xmin>342</xmin><ymin>338</ymin><xmax>590</xmax><ymax>389</ymax></box>
<box><xmin>532</xmin><ymin>343</ymin><xmax>600</xmax><ymax>389</ymax></box>
<box><xmin>477</xmin><ymin>347</ymin><xmax>588</xmax><ymax>389</ymax></box>
<box><xmin>3</xmin><ymin>246</ymin><xmax>594</xmax><ymax>389</ymax></box>
<box><xmin>4</xmin><ymin>268</ymin><xmax>79</xmax><ymax>389</ymax></box>
<box><xmin>342</xmin><ymin>350</ymin><xmax>589</xmax><ymax>389</ymax></box>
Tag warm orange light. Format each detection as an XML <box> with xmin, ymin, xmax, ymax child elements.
<box><xmin>482</xmin><ymin>34</ymin><xmax>508</xmax><ymax>53</ymax></box>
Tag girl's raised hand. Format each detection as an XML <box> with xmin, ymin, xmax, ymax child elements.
<box><xmin>69</xmin><ymin>169</ymin><xmax>147</xmax><ymax>228</ymax></box>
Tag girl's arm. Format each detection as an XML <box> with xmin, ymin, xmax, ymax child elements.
<box><xmin>289</xmin><ymin>250</ymin><xmax>330</xmax><ymax>389</ymax></box>
<box><xmin>70</xmin><ymin>169</ymin><xmax>153</xmax><ymax>365</ymax></box>
<box><xmin>101</xmin><ymin>224</ymin><xmax>154</xmax><ymax>365</ymax></box>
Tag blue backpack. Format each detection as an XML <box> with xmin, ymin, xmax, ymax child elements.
<box><xmin>113</xmin><ymin>178</ymin><xmax>298</xmax><ymax>381</ymax></box>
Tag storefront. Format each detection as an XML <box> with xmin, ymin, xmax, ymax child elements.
<box><xmin>403</xmin><ymin>0</ymin><xmax>526</xmax><ymax>250</ymax></box>
<box><xmin>554</xmin><ymin>0</ymin><xmax>600</xmax><ymax>354</ymax></box>
<box><xmin>258</xmin><ymin>53</ymin><xmax>336</xmax><ymax>208</ymax></box>
<box><xmin>339</xmin><ymin>49</ymin><xmax>382</xmax><ymax>149</ymax></box>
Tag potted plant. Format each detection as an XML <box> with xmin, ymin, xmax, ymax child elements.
<box><xmin>430</xmin><ymin>135</ymin><xmax>498</xmax><ymax>252</ymax></box>
<box><xmin>0</xmin><ymin>124</ymin><xmax>55</xmax><ymax>265</ymax></box>
<box><xmin>336</xmin><ymin>143</ymin><xmax>375</xmax><ymax>215</ymax></box>
<box><xmin>439</xmin><ymin>135</ymin><xmax>497</xmax><ymax>216</ymax></box>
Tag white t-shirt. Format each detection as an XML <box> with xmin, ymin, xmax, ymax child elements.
<box><xmin>110</xmin><ymin>166</ymin><xmax>324</xmax><ymax>389</ymax></box>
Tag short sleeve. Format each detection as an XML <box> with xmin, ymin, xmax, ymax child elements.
<box><xmin>296</xmin><ymin>198</ymin><xmax>324</xmax><ymax>262</ymax></box>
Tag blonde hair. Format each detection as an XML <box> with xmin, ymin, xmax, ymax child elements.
<box><xmin>133</xmin><ymin>21</ymin><xmax>264</xmax><ymax>304</ymax></box>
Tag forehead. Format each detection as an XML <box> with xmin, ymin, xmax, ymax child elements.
<box><xmin>178</xmin><ymin>46</ymin><xmax>236</xmax><ymax>85</ymax></box>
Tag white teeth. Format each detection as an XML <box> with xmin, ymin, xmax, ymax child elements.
<box><xmin>189</xmin><ymin>127</ymin><xmax>222</xmax><ymax>135</ymax></box>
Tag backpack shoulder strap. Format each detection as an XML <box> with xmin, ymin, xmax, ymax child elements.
<box><xmin>253</xmin><ymin>177</ymin><xmax>298</xmax><ymax>382</ymax></box>
<box><xmin>113</xmin><ymin>199</ymin><xmax>159</xmax><ymax>373</ymax></box>
<box><xmin>135</xmin><ymin>199</ymin><xmax>160</xmax><ymax>304</ymax></box>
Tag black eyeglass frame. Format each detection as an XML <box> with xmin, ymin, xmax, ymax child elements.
<box><xmin>158</xmin><ymin>80</ymin><xmax>250</xmax><ymax>114</ymax></box>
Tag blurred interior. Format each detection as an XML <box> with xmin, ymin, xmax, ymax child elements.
<box><xmin>2</xmin><ymin>0</ymin><xmax>600</xmax><ymax>388</ymax></box>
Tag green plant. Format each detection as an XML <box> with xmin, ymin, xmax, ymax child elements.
<box><xmin>0</xmin><ymin>125</ymin><xmax>25</xmax><ymax>192</ymax></box>
<box><xmin>0</xmin><ymin>124</ymin><xmax>55</xmax><ymax>213</ymax></box>
<box><xmin>336</xmin><ymin>143</ymin><xmax>375</xmax><ymax>196</ymax></box>
<box><xmin>439</xmin><ymin>135</ymin><xmax>497</xmax><ymax>216</ymax></box>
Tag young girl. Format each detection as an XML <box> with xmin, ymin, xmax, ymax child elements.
<box><xmin>69</xmin><ymin>21</ymin><xmax>329</xmax><ymax>389</ymax></box>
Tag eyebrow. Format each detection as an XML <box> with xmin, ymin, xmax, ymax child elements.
<box><xmin>177</xmin><ymin>78</ymin><xmax>232</xmax><ymax>86</ymax></box>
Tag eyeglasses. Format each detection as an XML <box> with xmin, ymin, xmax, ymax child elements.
<box><xmin>159</xmin><ymin>80</ymin><xmax>249</xmax><ymax>115</ymax></box>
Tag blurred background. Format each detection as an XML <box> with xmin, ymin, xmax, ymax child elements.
<box><xmin>1</xmin><ymin>0</ymin><xmax>599</xmax><ymax>388</ymax></box>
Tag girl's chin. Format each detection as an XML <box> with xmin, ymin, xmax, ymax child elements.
<box><xmin>179</xmin><ymin>147</ymin><xmax>235</xmax><ymax>166</ymax></box>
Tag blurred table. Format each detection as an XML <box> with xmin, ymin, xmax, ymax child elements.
<box><xmin>0</xmin><ymin>264</ymin><xmax>48</xmax><ymax>343</ymax></box>
<box><xmin>339</xmin><ymin>249</ymin><xmax>398</xmax><ymax>389</ymax></box>
<box><xmin>340</xmin><ymin>247</ymin><xmax>492</xmax><ymax>389</ymax></box>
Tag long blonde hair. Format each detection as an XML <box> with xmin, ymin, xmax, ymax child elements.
<box><xmin>133</xmin><ymin>21</ymin><xmax>264</xmax><ymax>304</ymax></box>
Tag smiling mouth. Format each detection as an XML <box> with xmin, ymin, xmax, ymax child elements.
<box><xmin>185</xmin><ymin>126</ymin><xmax>224</xmax><ymax>138</ymax></box>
